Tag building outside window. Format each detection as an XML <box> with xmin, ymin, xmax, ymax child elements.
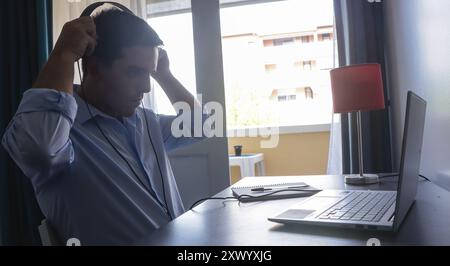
<box><xmin>221</xmin><ymin>0</ymin><xmax>336</xmax><ymax>128</ymax></box>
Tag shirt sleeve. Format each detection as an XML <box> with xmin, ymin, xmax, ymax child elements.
<box><xmin>2</xmin><ymin>89</ymin><xmax>78</xmax><ymax>192</ymax></box>
<box><xmin>158</xmin><ymin>113</ymin><xmax>209</xmax><ymax>153</ymax></box>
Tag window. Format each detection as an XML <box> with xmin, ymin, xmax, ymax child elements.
<box><xmin>305</xmin><ymin>87</ymin><xmax>314</xmax><ymax>99</ymax></box>
<box><xmin>277</xmin><ymin>94</ymin><xmax>296</xmax><ymax>102</ymax></box>
<box><xmin>278</xmin><ymin>95</ymin><xmax>287</xmax><ymax>102</ymax></box>
<box><xmin>295</xmin><ymin>60</ymin><xmax>316</xmax><ymax>71</ymax></box>
<box><xmin>300</xmin><ymin>35</ymin><xmax>314</xmax><ymax>43</ymax></box>
<box><xmin>265</xmin><ymin>64</ymin><xmax>277</xmax><ymax>73</ymax></box>
<box><xmin>221</xmin><ymin>0</ymin><xmax>335</xmax><ymax>128</ymax></box>
<box><xmin>263</xmin><ymin>37</ymin><xmax>296</xmax><ymax>47</ymax></box>
<box><xmin>318</xmin><ymin>32</ymin><xmax>333</xmax><ymax>41</ymax></box>
<box><xmin>273</xmin><ymin>37</ymin><xmax>295</xmax><ymax>46</ymax></box>
<box><xmin>303</xmin><ymin>60</ymin><xmax>313</xmax><ymax>71</ymax></box>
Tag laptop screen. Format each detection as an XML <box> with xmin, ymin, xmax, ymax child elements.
<box><xmin>393</xmin><ymin>91</ymin><xmax>427</xmax><ymax>231</ymax></box>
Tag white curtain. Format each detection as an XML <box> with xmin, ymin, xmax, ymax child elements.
<box><xmin>327</xmin><ymin>113</ymin><xmax>343</xmax><ymax>175</ymax></box>
<box><xmin>327</xmin><ymin>19</ymin><xmax>343</xmax><ymax>175</ymax></box>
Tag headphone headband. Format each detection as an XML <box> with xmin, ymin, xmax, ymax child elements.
<box><xmin>80</xmin><ymin>1</ymin><xmax>134</xmax><ymax>17</ymax></box>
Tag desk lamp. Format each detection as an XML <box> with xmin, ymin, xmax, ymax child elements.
<box><xmin>330</xmin><ymin>63</ymin><xmax>385</xmax><ymax>185</ymax></box>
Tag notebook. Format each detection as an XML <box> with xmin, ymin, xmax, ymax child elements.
<box><xmin>232</xmin><ymin>182</ymin><xmax>321</xmax><ymax>202</ymax></box>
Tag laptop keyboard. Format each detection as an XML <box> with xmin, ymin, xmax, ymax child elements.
<box><xmin>317</xmin><ymin>191</ymin><xmax>396</xmax><ymax>222</ymax></box>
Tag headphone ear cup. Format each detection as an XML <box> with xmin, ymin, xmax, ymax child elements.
<box><xmin>80</xmin><ymin>1</ymin><xmax>135</xmax><ymax>18</ymax></box>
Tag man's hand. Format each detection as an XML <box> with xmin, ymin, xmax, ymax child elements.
<box><xmin>151</xmin><ymin>48</ymin><xmax>172</xmax><ymax>82</ymax></box>
<box><xmin>150</xmin><ymin>48</ymin><xmax>200</xmax><ymax>112</ymax></box>
<box><xmin>33</xmin><ymin>17</ymin><xmax>97</xmax><ymax>94</ymax></box>
<box><xmin>53</xmin><ymin>17</ymin><xmax>97</xmax><ymax>62</ymax></box>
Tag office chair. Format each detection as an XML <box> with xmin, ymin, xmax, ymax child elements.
<box><xmin>38</xmin><ymin>219</ymin><xmax>61</xmax><ymax>246</ymax></box>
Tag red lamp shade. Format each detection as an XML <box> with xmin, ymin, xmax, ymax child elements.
<box><xmin>330</xmin><ymin>63</ymin><xmax>385</xmax><ymax>113</ymax></box>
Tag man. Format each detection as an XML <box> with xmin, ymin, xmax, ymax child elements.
<box><xmin>2</xmin><ymin>9</ymin><xmax>204</xmax><ymax>245</ymax></box>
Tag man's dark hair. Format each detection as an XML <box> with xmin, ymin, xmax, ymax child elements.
<box><xmin>82</xmin><ymin>8</ymin><xmax>163</xmax><ymax>75</ymax></box>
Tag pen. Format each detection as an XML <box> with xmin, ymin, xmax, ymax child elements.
<box><xmin>287</xmin><ymin>185</ymin><xmax>309</xmax><ymax>189</ymax></box>
<box><xmin>251</xmin><ymin>185</ymin><xmax>309</xmax><ymax>192</ymax></box>
<box><xmin>251</xmin><ymin>188</ymin><xmax>272</xmax><ymax>192</ymax></box>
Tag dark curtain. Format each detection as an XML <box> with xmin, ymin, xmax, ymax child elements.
<box><xmin>0</xmin><ymin>0</ymin><xmax>52</xmax><ymax>245</ymax></box>
<box><xmin>334</xmin><ymin>0</ymin><xmax>393</xmax><ymax>175</ymax></box>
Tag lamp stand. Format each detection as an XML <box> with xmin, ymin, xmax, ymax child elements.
<box><xmin>344</xmin><ymin>111</ymin><xmax>380</xmax><ymax>185</ymax></box>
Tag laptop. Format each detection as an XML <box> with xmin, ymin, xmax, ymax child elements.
<box><xmin>268</xmin><ymin>91</ymin><xmax>427</xmax><ymax>231</ymax></box>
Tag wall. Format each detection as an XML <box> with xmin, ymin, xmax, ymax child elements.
<box><xmin>385</xmin><ymin>0</ymin><xmax>450</xmax><ymax>190</ymax></box>
<box><xmin>228</xmin><ymin>132</ymin><xmax>330</xmax><ymax>184</ymax></box>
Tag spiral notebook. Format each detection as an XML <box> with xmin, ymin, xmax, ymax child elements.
<box><xmin>232</xmin><ymin>182</ymin><xmax>321</xmax><ymax>202</ymax></box>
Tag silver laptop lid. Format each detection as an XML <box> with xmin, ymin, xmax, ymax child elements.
<box><xmin>393</xmin><ymin>91</ymin><xmax>427</xmax><ymax>231</ymax></box>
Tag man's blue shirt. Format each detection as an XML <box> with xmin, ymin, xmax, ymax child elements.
<box><xmin>2</xmin><ymin>88</ymin><xmax>202</xmax><ymax>245</ymax></box>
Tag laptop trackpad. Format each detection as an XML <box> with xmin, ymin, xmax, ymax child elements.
<box><xmin>277</xmin><ymin>209</ymin><xmax>316</xmax><ymax>219</ymax></box>
<box><xmin>277</xmin><ymin>195</ymin><xmax>343</xmax><ymax>220</ymax></box>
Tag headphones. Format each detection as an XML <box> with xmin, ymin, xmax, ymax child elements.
<box><xmin>80</xmin><ymin>1</ymin><xmax>133</xmax><ymax>17</ymax></box>
<box><xmin>77</xmin><ymin>2</ymin><xmax>173</xmax><ymax>220</ymax></box>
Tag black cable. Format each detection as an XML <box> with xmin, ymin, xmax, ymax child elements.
<box><xmin>419</xmin><ymin>174</ymin><xmax>431</xmax><ymax>182</ymax></box>
<box><xmin>190</xmin><ymin>197</ymin><xmax>237</xmax><ymax>210</ymax></box>
<box><xmin>378</xmin><ymin>173</ymin><xmax>431</xmax><ymax>182</ymax></box>
<box><xmin>141</xmin><ymin>103</ymin><xmax>173</xmax><ymax>220</ymax></box>
<box><xmin>190</xmin><ymin>188</ymin><xmax>322</xmax><ymax>210</ymax></box>
<box><xmin>84</xmin><ymin>100</ymin><xmax>152</xmax><ymax>193</ymax></box>
<box><xmin>378</xmin><ymin>174</ymin><xmax>399</xmax><ymax>179</ymax></box>
<box><xmin>76</xmin><ymin>61</ymin><xmax>173</xmax><ymax>220</ymax></box>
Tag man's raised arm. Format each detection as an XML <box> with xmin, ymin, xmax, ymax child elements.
<box><xmin>1</xmin><ymin>18</ymin><xmax>97</xmax><ymax>191</ymax></box>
